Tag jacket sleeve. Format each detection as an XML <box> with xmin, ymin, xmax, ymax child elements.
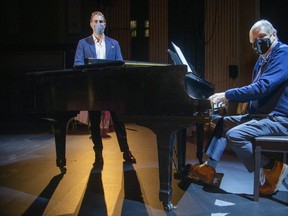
<box><xmin>74</xmin><ymin>40</ymin><xmax>85</xmax><ymax>66</ymax></box>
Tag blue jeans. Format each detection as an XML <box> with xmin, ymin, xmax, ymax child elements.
<box><xmin>206</xmin><ymin>114</ymin><xmax>288</xmax><ymax>172</ymax></box>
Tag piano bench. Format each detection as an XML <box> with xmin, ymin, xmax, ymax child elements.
<box><xmin>253</xmin><ymin>136</ymin><xmax>288</xmax><ymax>201</ymax></box>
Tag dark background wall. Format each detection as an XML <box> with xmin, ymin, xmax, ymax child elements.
<box><xmin>0</xmin><ymin>0</ymin><xmax>287</xmax><ymax>81</ymax></box>
<box><xmin>0</xmin><ymin>0</ymin><xmax>203</xmax><ymax>70</ymax></box>
<box><xmin>168</xmin><ymin>0</ymin><xmax>205</xmax><ymax>76</ymax></box>
<box><xmin>260</xmin><ymin>0</ymin><xmax>288</xmax><ymax>44</ymax></box>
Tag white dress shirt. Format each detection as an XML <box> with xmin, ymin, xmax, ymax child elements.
<box><xmin>93</xmin><ymin>34</ymin><xmax>106</xmax><ymax>59</ymax></box>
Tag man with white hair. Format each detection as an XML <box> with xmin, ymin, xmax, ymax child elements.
<box><xmin>189</xmin><ymin>19</ymin><xmax>288</xmax><ymax>195</ymax></box>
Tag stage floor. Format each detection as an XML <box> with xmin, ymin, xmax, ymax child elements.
<box><xmin>0</xmin><ymin>122</ymin><xmax>287</xmax><ymax>215</ymax></box>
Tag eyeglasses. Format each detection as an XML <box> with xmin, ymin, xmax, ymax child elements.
<box><xmin>93</xmin><ymin>20</ymin><xmax>104</xmax><ymax>23</ymax></box>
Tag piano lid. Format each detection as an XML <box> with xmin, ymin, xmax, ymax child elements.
<box><xmin>26</xmin><ymin>62</ymin><xmax>212</xmax><ymax>115</ymax></box>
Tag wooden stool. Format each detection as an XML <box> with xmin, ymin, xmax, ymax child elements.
<box><xmin>254</xmin><ymin>136</ymin><xmax>288</xmax><ymax>201</ymax></box>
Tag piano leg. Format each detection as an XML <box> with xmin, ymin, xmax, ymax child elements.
<box><xmin>44</xmin><ymin>112</ymin><xmax>78</xmax><ymax>173</ymax></box>
<box><xmin>120</xmin><ymin>116</ymin><xmax>209</xmax><ymax>212</ymax></box>
<box><xmin>196</xmin><ymin>123</ymin><xmax>204</xmax><ymax>164</ymax></box>
<box><xmin>156</xmin><ymin>129</ymin><xmax>175</xmax><ymax>211</ymax></box>
<box><xmin>53</xmin><ymin>120</ymin><xmax>68</xmax><ymax>173</ymax></box>
<box><xmin>174</xmin><ymin>128</ymin><xmax>187</xmax><ymax>179</ymax></box>
<box><xmin>136</xmin><ymin>121</ymin><xmax>177</xmax><ymax>212</ymax></box>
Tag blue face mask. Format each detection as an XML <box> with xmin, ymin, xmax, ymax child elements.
<box><xmin>253</xmin><ymin>37</ymin><xmax>272</xmax><ymax>55</ymax></box>
<box><xmin>94</xmin><ymin>23</ymin><xmax>105</xmax><ymax>35</ymax></box>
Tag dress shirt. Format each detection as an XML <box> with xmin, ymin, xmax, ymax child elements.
<box><xmin>93</xmin><ymin>34</ymin><xmax>106</xmax><ymax>59</ymax></box>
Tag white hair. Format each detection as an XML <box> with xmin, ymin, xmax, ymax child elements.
<box><xmin>250</xmin><ymin>19</ymin><xmax>277</xmax><ymax>35</ymax></box>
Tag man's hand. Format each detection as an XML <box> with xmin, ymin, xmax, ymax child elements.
<box><xmin>209</xmin><ymin>92</ymin><xmax>227</xmax><ymax>106</ymax></box>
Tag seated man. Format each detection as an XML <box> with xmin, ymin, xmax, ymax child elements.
<box><xmin>189</xmin><ymin>19</ymin><xmax>288</xmax><ymax>195</ymax></box>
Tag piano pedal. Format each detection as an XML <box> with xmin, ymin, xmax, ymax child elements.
<box><xmin>163</xmin><ymin>202</ymin><xmax>176</xmax><ymax>212</ymax></box>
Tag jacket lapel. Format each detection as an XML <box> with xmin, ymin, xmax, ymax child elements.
<box><xmin>87</xmin><ymin>36</ymin><xmax>96</xmax><ymax>58</ymax></box>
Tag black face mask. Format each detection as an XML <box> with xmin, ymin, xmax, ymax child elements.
<box><xmin>253</xmin><ymin>37</ymin><xmax>272</xmax><ymax>55</ymax></box>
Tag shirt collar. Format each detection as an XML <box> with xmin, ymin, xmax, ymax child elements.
<box><xmin>92</xmin><ymin>34</ymin><xmax>105</xmax><ymax>43</ymax></box>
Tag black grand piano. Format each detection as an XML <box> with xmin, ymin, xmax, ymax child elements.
<box><xmin>3</xmin><ymin>59</ymin><xmax>214</xmax><ymax>211</ymax></box>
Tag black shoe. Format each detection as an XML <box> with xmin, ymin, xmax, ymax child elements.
<box><xmin>123</xmin><ymin>150</ymin><xmax>136</xmax><ymax>163</ymax></box>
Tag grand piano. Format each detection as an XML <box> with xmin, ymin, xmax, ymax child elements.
<box><xmin>11</xmin><ymin>59</ymin><xmax>214</xmax><ymax>211</ymax></box>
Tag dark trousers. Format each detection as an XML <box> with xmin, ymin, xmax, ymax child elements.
<box><xmin>88</xmin><ymin>111</ymin><xmax>129</xmax><ymax>152</ymax></box>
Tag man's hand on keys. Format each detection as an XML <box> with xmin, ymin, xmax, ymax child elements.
<box><xmin>209</xmin><ymin>92</ymin><xmax>227</xmax><ymax>107</ymax></box>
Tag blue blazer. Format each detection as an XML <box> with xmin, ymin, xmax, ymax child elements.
<box><xmin>74</xmin><ymin>35</ymin><xmax>123</xmax><ymax>66</ymax></box>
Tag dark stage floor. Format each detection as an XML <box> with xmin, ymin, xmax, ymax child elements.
<box><xmin>0</xmin><ymin>122</ymin><xmax>287</xmax><ymax>215</ymax></box>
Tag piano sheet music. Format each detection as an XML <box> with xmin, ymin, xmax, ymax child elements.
<box><xmin>171</xmin><ymin>42</ymin><xmax>193</xmax><ymax>72</ymax></box>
